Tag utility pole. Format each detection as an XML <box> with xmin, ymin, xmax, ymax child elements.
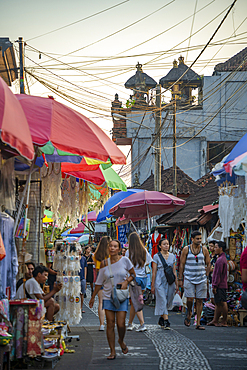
<box><xmin>154</xmin><ymin>84</ymin><xmax>161</xmax><ymax>192</ymax></box>
<box><xmin>19</xmin><ymin>37</ymin><xmax>25</xmax><ymax>94</ymax></box>
<box><xmin>173</xmin><ymin>97</ymin><xmax>177</xmax><ymax>196</ymax></box>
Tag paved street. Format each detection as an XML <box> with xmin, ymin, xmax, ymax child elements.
<box><xmin>56</xmin><ymin>289</ymin><xmax>247</xmax><ymax>370</ymax></box>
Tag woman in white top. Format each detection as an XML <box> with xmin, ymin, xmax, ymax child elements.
<box><xmin>126</xmin><ymin>232</ymin><xmax>153</xmax><ymax>332</ymax></box>
<box><xmin>89</xmin><ymin>239</ymin><xmax>135</xmax><ymax>360</ymax></box>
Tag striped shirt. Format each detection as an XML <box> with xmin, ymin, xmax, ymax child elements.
<box><xmin>184</xmin><ymin>245</ymin><xmax>207</xmax><ymax>284</ymax></box>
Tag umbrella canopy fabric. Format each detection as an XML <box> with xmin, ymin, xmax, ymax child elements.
<box><xmin>0</xmin><ymin>77</ymin><xmax>34</xmax><ymax>160</ymax></box>
<box><xmin>62</xmin><ymin>164</ymin><xmax>127</xmax><ymax>191</ymax></box>
<box><xmin>97</xmin><ymin>189</ymin><xmax>144</xmax><ymax>222</ymax></box>
<box><xmin>16</xmin><ymin>94</ymin><xmax>126</xmax><ymax>164</ymax></box>
<box><xmin>109</xmin><ymin>190</ymin><xmax>186</xmax><ymax>220</ymax></box>
<box><xmin>61</xmin><ymin>228</ymin><xmax>84</xmax><ymax>237</ymax></box>
<box><xmin>77</xmin><ymin>234</ymin><xmax>90</xmax><ymax>245</ymax></box>
<box><xmin>82</xmin><ymin>211</ymin><xmax>97</xmax><ymax>222</ymax></box>
<box><xmin>69</xmin><ymin>222</ymin><xmax>90</xmax><ymax>234</ymax></box>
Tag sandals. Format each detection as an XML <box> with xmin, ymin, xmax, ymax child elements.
<box><xmin>196</xmin><ymin>325</ymin><xmax>205</xmax><ymax>330</ymax></box>
<box><xmin>118</xmin><ymin>340</ymin><xmax>128</xmax><ymax>355</ymax></box>
<box><xmin>184</xmin><ymin>317</ymin><xmax>191</xmax><ymax>327</ymax></box>
<box><xmin>107</xmin><ymin>354</ymin><xmax>116</xmax><ymax>360</ymax></box>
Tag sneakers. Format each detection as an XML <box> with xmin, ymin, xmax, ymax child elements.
<box><xmin>158</xmin><ymin>316</ymin><xmax>165</xmax><ymax>327</ymax></box>
<box><xmin>127</xmin><ymin>323</ymin><xmax>134</xmax><ymax>331</ymax></box>
<box><xmin>99</xmin><ymin>325</ymin><xmax>105</xmax><ymax>331</ymax></box>
<box><xmin>164</xmin><ymin>320</ymin><xmax>170</xmax><ymax>330</ymax></box>
<box><xmin>136</xmin><ymin>324</ymin><xmax>147</xmax><ymax>332</ymax></box>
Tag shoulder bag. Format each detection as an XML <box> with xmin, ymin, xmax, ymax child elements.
<box><xmin>158</xmin><ymin>252</ymin><xmax>175</xmax><ymax>285</ymax></box>
<box><xmin>129</xmin><ymin>278</ymin><xmax>144</xmax><ymax>312</ymax></box>
<box><xmin>108</xmin><ymin>258</ymin><xmax>129</xmax><ymax>308</ymax></box>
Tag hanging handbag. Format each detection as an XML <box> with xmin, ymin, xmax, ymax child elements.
<box><xmin>108</xmin><ymin>258</ymin><xmax>129</xmax><ymax>308</ymax></box>
<box><xmin>158</xmin><ymin>252</ymin><xmax>175</xmax><ymax>285</ymax></box>
<box><xmin>129</xmin><ymin>279</ymin><xmax>144</xmax><ymax>312</ymax></box>
<box><xmin>145</xmin><ymin>264</ymin><xmax>151</xmax><ymax>275</ymax></box>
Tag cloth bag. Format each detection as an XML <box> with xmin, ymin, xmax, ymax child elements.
<box><xmin>0</xmin><ymin>232</ymin><xmax>6</xmax><ymax>261</ymax></box>
<box><xmin>158</xmin><ymin>252</ymin><xmax>175</xmax><ymax>285</ymax></box>
<box><xmin>108</xmin><ymin>258</ymin><xmax>128</xmax><ymax>308</ymax></box>
<box><xmin>129</xmin><ymin>279</ymin><xmax>144</xmax><ymax>312</ymax></box>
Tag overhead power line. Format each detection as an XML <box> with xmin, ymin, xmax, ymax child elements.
<box><xmin>26</xmin><ymin>0</ymin><xmax>130</xmax><ymax>41</ymax></box>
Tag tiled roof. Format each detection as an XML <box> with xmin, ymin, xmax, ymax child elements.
<box><xmin>157</xmin><ymin>174</ymin><xmax>218</xmax><ymax>225</ymax></box>
<box><xmin>214</xmin><ymin>47</ymin><xmax>247</xmax><ymax>72</ymax></box>
<box><xmin>140</xmin><ymin>166</ymin><xmax>199</xmax><ymax>195</ymax></box>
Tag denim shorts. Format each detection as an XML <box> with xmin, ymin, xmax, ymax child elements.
<box><xmin>80</xmin><ymin>278</ymin><xmax>86</xmax><ymax>294</ymax></box>
<box><xmin>103</xmin><ymin>299</ymin><xmax>128</xmax><ymax>312</ymax></box>
<box><xmin>136</xmin><ymin>277</ymin><xmax>148</xmax><ymax>290</ymax></box>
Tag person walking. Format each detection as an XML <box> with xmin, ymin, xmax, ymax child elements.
<box><xmin>207</xmin><ymin>241</ymin><xmax>228</xmax><ymax>327</ymax></box>
<box><xmin>126</xmin><ymin>232</ymin><xmax>152</xmax><ymax>332</ymax></box>
<box><xmin>179</xmin><ymin>230</ymin><xmax>211</xmax><ymax>330</ymax></box>
<box><xmin>208</xmin><ymin>240</ymin><xmax>217</xmax><ymax>304</ymax></box>
<box><xmin>79</xmin><ymin>250</ymin><xmax>87</xmax><ymax>313</ymax></box>
<box><xmin>84</xmin><ymin>245</ymin><xmax>94</xmax><ymax>296</ymax></box>
<box><xmin>151</xmin><ymin>238</ymin><xmax>178</xmax><ymax>329</ymax></box>
<box><xmin>89</xmin><ymin>239</ymin><xmax>135</xmax><ymax>360</ymax></box>
<box><xmin>93</xmin><ymin>236</ymin><xmax>111</xmax><ymax>331</ymax></box>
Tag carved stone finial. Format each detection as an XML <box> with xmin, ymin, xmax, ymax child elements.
<box><xmin>136</xmin><ymin>62</ymin><xmax>143</xmax><ymax>72</ymax></box>
<box><xmin>115</xmin><ymin>93</ymin><xmax>119</xmax><ymax>101</ymax></box>
<box><xmin>173</xmin><ymin>59</ymin><xmax>178</xmax><ymax>68</ymax></box>
<box><xmin>178</xmin><ymin>56</ymin><xmax>184</xmax><ymax>64</ymax></box>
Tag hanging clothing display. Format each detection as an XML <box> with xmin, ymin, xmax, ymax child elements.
<box><xmin>0</xmin><ymin>157</ymin><xmax>15</xmax><ymax>211</ymax></box>
<box><xmin>0</xmin><ymin>212</ymin><xmax>18</xmax><ymax>298</ymax></box>
<box><xmin>151</xmin><ymin>231</ymin><xmax>161</xmax><ymax>257</ymax></box>
<box><xmin>117</xmin><ymin>224</ymin><xmax>130</xmax><ymax>247</ymax></box>
<box><xmin>53</xmin><ymin>241</ymin><xmax>81</xmax><ymax>325</ymax></box>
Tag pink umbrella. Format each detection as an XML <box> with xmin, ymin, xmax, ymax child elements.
<box><xmin>109</xmin><ymin>190</ymin><xmax>185</xmax><ymax>231</ymax></box>
<box><xmin>69</xmin><ymin>222</ymin><xmax>89</xmax><ymax>234</ymax></box>
<box><xmin>0</xmin><ymin>77</ymin><xmax>34</xmax><ymax>160</ymax></box>
<box><xmin>16</xmin><ymin>94</ymin><xmax>126</xmax><ymax>164</ymax></box>
<box><xmin>82</xmin><ymin>211</ymin><xmax>97</xmax><ymax>222</ymax></box>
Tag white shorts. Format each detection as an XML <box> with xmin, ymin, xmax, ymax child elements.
<box><xmin>184</xmin><ymin>278</ymin><xmax>207</xmax><ymax>299</ymax></box>
<box><xmin>208</xmin><ymin>283</ymin><xmax>214</xmax><ymax>299</ymax></box>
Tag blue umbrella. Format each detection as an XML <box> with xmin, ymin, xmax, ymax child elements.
<box><xmin>61</xmin><ymin>228</ymin><xmax>83</xmax><ymax>238</ymax></box>
<box><xmin>223</xmin><ymin>132</ymin><xmax>247</xmax><ymax>163</ymax></box>
<box><xmin>97</xmin><ymin>189</ymin><xmax>144</xmax><ymax>222</ymax></box>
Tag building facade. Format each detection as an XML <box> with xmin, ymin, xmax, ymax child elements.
<box><xmin>112</xmin><ymin>48</ymin><xmax>247</xmax><ymax>185</ymax></box>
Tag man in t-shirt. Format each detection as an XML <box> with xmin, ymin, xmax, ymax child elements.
<box><xmin>240</xmin><ymin>247</ymin><xmax>247</xmax><ymax>292</ymax></box>
<box><xmin>16</xmin><ymin>265</ymin><xmax>62</xmax><ymax>321</ymax></box>
<box><xmin>207</xmin><ymin>241</ymin><xmax>228</xmax><ymax>327</ymax></box>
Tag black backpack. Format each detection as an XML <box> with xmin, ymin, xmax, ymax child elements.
<box><xmin>158</xmin><ymin>252</ymin><xmax>176</xmax><ymax>285</ymax></box>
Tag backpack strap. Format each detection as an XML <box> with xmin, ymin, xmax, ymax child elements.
<box><xmin>158</xmin><ymin>251</ymin><xmax>168</xmax><ymax>269</ymax></box>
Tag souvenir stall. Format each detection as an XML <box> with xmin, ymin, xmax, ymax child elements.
<box><xmin>53</xmin><ymin>240</ymin><xmax>82</xmax><ymax>325</ymax></box>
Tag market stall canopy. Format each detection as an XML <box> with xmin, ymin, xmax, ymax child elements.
<box><xmin>61</xmin><ymin>229</ymin><xmax>84</xmax><ymax>237</ymax></box>
<box><xmin>223</xmin><ymin>133</ymin><xmax>247</xmax><ymax>174</ymax></box>
<box><xmin>69</xmin><ymin>222</ymin><xmax>90</xmax><ymax>234</ymax></box>
<box><xmin>15</xmin><ymin>94</ymin><xmax>126</xmax><ymax>164</ymax></box>
<box><xmin>76</xmin><ymin>234</ymin><xmax>90</xmax><ymax>245</ymax></box>
<box><xmin>62</xmin><ymin>164</ymin><xmax>127</xmax><ymax>191</ymax></box>
<box><xmin>97</xmin><ymin>189</ymin><xmax>144</xmax><ymax>222</ymax></box>
<box><xmin>82</xmin><ymin>211</ymin><xmax>97</xmax><ymax>222</ymax></box>
<box><xmin>109</xmin><ymin>190</ymin><xmax>186</xmax><ymax>220</ymax></box>
<box><xmin>0</xmin><ymin>77</ymin><xmax>34</xmax><ymax>160</ymax></box>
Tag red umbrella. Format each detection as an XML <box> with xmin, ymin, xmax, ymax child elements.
<box><xmin>109</xmin><ymin>190</ymin><xmax>186</xmax><ymax>230</ymax></box>
<box><xmin>0</xmin><ymin>77</ymin><xmax>34</xmax><ymax>160</ymax></box>
<box><xmin>15</xmin><ymin>94</ymin><xmax>126</xmax><ymax>164</ymax></box>
<box><xmin>70</xmin><ymin>222</ymin><xmax>88</xmax><ymax>234</ymax></box>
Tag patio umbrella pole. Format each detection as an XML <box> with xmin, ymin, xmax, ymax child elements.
<box><xmin>147</xmin><ymin>204</ymin><xmax>151</xmax><ymax>233</ymax></box>
<box><xmin>130</xmin><ymin>219</ymin><xmax>138</xmax><ymax>233</ymax></box>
